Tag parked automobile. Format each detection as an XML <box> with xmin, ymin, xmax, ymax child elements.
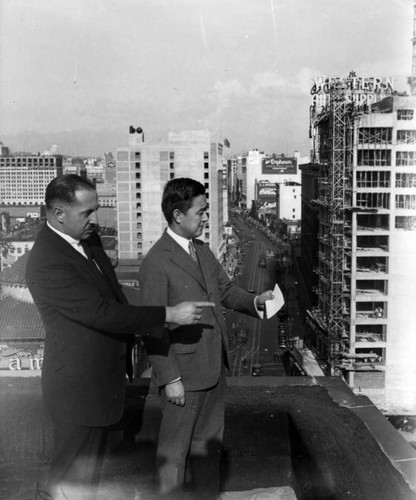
<box><xmin>278</xmin><ymin>328</ymin><xmax>288</xmax><ymax>349</ymax></box>
<box><xmin>235</xmin><ymin>326</ymin><xmax>248</xmax><ymax>344</ymax></box>
<box><xmin>279</xmin><ymin>340</ymin><xmax>287</xmax><ymax>350</ymax></box>
<box><xmin>251</xmin><ymin>363</ymin><xmax>263</xmax><ymax>376</ymax></box>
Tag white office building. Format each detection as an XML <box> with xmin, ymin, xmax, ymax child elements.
<box><xmin>116</xmin><ymin>129</ymin><xmax>227</xmax><ymax>261</ymax></box>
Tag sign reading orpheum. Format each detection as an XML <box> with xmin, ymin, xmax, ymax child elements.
<box><xmin>262</xmin><ymin>155</ymin><xmax>297</xmax><ymax>175</ymax></box>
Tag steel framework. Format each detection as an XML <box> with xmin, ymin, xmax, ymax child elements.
<box><xmin>325</xmin><ymin>86</ymin><xmax>353</xmax><ymax>372</ymax></box>
<box><xmin>311</xmin><ymin>79</ymin><xmax>354</xmax><ymax>374</ymax></box>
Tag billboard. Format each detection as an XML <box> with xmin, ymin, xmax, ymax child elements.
<box><xmin>310</xmin><ymin>74</ymin><xmax>394</xmax><ymax>109</ymax></box>
<box><xmin>256</xmin><ymin>182</ymin><xmax>276</xmax><ymax>212</ymax></box>
<box><xmin>262</xmin><ymin>155</ymin><xmax>297</xmax><ymax>175</ymax></box>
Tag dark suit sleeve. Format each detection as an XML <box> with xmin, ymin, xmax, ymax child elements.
<box><xmin>26</xmin><ymin>254</ymin><xmax>166</xmax><ymax>337</ymax></box>
<box><xmin>204</xmin><ymin>246</ymin><xmax>257</xmax><ymax>316</ymax></box>
<box><xmin>138</xmin><ymin>251</ymin><xmax>182</xmax><ymax>385</ymax></box>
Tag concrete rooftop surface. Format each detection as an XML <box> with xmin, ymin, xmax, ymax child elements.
<box><xmin>1</xmin><ymin>375</ymin><xmax>416</xmax><ymax>500</ymax></box>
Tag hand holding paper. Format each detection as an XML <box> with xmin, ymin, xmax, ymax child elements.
<box><xmin>265</xmin><ymin>283</ymin><xmax>285</xmax><ymax>319</ymax></box>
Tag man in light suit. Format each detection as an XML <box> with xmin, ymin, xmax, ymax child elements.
<box><xmin>25</xmin><ymin>174</ymin><xmax>213</xmax><ymax>500</ymax></box>
<box><xmin>139</xmin><ymin>178</ymin><xmax>273</xmax><ymax>498</ymax></box>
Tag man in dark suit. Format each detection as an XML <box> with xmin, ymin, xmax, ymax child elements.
<box><xmin>139</xmin><ymin>178</ymin><xmax>274</xmax><ymax>498</ymax></box>
<box><xmin>25</xmin><ymin>174</ymin><xmax>213</xmax><ymax>500</ymax></box>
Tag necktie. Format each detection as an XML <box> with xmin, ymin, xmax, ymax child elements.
<box><xmin>79</xmin><ymin>240</ymin><xmax>103</xmax><ymax>274</ymax></box>
<box><xmin>188</xmin><ymin>240</ymin><xmax>199</xmax><ymax>264</ymax></box>
<box><xmin>79</xmin><ymin>239</ymin><xmax>93</xmax><ymax>260</ymax></box>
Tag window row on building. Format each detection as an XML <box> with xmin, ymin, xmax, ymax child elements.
<box><xmin>116</xmin><ymin>151</ymin><xmax>210</xmax><ymax>162</ymax></box>
<box><xmin>358</xmin><ymin>128</ymin><xmax>416</xmax><ymax>144</ymax></box>
<box><xmin>357</xmin><ymin>150</ymin><xmax>416</xmax><ymax>166</ymax></box>
<box><xmin>356</xmin><ymin>171</ymin><xmax>416</xmax><ymax>188</ymax></box>
<box><xmin>355</xmin><ymin>192</ymin><xmax>416</xmax><ymax>211</ymax></box>
<box><xmin>0</xmin><ymin>157</ymin><xmax>59</xmax><ymax>167</ymax></box>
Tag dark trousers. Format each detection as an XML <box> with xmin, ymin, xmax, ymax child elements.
<box><xmin>156</xmin><ymin>369</ymin><xmax>227</xmax><ymax>499</ymax></box>
<box><xmin>44</xmin><ymin>421</ymin><xmax>108</xmax><ymax>500</ymax></box>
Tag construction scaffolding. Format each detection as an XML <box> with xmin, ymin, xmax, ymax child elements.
<box><xmin>308</xmin><ymin>72</ymin><xmax>399</xmax><ymax>375</ymax></box>
<box><xmin>310</xmin><ymin>77</ymin><xmax>356</xmax><ymax>374</ymax></box>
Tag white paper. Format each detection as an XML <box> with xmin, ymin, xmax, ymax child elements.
<box><xmin>265</xmin><ymin>283</ymin><xmax>285</xmax><ymax>319</ymax></box>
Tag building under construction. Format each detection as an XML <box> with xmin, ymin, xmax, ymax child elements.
<box><xmin>305</xmin><ymin>72</ymin><xmax>416</xmax><ymax>414</ymax></box>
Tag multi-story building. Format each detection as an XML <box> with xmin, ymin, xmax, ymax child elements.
<box><xmin>227</xmin><ymin>155</ymin><xmax>246</xmax><ymax>208</ymax></box>
<box><xmin>254</xmin><ymin>180</ymin><xmax>278</xmax><ymax>227</ymax></box>
<box><xmin>251</xmin><ymin>175</ymin><xmax>302</xmax><ymax>236</ymax></box>
<box><xmin>245</xmin><ymin>150</ymin><xmax>306</xmax><ymax>212</ymax></box>
<box><xmin>299</xmin><ymin>163</ymin><xmax>320</xmax><ymax>309</ymax></box>
<box><xmin>0</xmin><ymin>236</ymin><xmax>35</xmax><ymax>271</ymax></box>
<box><xmin>62</xmin><ymin>156</ymin><xmax>80</xmax><ymax>176</ymax></box>
<box><xmin>276</xmin><ymin>181</ymin><xmax>302</xmax><ymax>231</ymax></box>
<box><xmin>0</xmin><ymin>207</ymin><xmax>42</xmax><ymax>232</ymax></box>
<box><xmin>84</xmin><ymin>158</ymin><xmax>105</xmax><ymax>183</ymax></box>
<box><xmin>115</xmin><ymin>129</ymin><xmax>226</xmax><ymax>262</ymax></box>
<box><xmin>0</xmin><ymin>143</ymin><xmax>9</xmax><ymax>156</ymax></box>
<box><xmin>0</xmin><ymin>148</ymin><xmax>62</xmax><ymax>206</ymax></box>
<box><xmin>95</xmin><ymin>167</ymin><xmax>117</xmax><ymax>228</ymax></box>
<box><xmin>221</xmin><ymin>162</ymin><xmax>228</xmax><ymax>227</ymax></box>
<box><xmin>306</xmin><ymin>74</ymin><xmax>416</xmax><ymax>413</ymax></box>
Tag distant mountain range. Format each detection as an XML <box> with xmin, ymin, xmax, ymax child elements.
<box><xmin>1</xmin><ymin>127</ymin><xmax>130</xmax><ymax>157</ymax></box>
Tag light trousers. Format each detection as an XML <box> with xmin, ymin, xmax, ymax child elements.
<box><xmin>156</xmin><ymin>369</ymin><xmax>227</xmax><ymax>498</ymax></box>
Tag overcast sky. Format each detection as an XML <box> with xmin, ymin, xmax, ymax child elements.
<box><xmin>0</xmin><ymin>0</ymin><xmax>413</xmax><ymax>157</ymax></box>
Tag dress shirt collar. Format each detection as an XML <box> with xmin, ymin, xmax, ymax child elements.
<box><xmin>47</xmin><ymin>221</ymin><xmax>87</xmax><ymax>258</ymax></box>
<box><xmin>166</xmin><ymin>227</ymin><xmax>192</xmax><ymax>254</ymax></box>
<box><xmin>47</xmin><ymin>221</ymin><xmax>79</xmax><ymax>245</ymax></box>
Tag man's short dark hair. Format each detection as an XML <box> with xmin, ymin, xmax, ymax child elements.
<box><xmin>162</xmin><ymin>178</ymin><xmax>205</xmax><ymax>224</ymax></box>
<box><xmin>45</xmin><ymin>174</ymin><xmax>96</xmax><ymax>210</ymax></box>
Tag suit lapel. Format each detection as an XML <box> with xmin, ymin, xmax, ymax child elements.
<box><xmin>162</xmin><ymin>232</ymin><xmax>207</xmax><ymax>291</ymax></box>
<box><xmin>193</xmin><ymin>241</ymin><xmax>212</xmax><ymax>292</ymax></box>
<box><xmin>44</xmin><ymin>225</ymin><xmax>123</xmax><ymax>302</ymax></box>
<box><xmin>44</xmin><ymin>225</ymin><xmax>89</xmax><ymax>266</ymax></box>
<box><xmin>84</xmin><ymin>234</ymin><xmax>126</xmax><ymax>303</ymax></box>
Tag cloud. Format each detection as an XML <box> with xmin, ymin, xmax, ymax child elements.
<box><xmin>211</xmin><ymin>72</ymin><xmax>294</xmax><ymax>111</ymax></box>
<box><xmin>208</xmin><ymin>70</ymin><xmax>314</xmax><ymax>124</ymax></box>
<box><xmin>250</xmin><ymin>71</ymin><xmax>286</xmax><ymax>96</ymax></box>
<box><xmin>248</xmin><ymin>70</ymin><xmax>319</xmax><ymax>101</ymax></box>
<box><xmin>296</xmin><ymin>67</ymin><xmax>322</xmax><ymax>95</ymax></box>
<box><xmin>212</xmin><ymin>79</ymin><xmax>248</xmax><ymax>109</ymax></box>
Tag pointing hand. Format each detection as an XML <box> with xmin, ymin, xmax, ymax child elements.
<box><xmin>165</xmin><ymin>301</ymin><xmax>215</xmax><ymax>325</ymax></box>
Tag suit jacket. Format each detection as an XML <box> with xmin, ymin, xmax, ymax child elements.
<box><xmin>138</xmin><ymin>230</ymin><xmax>258</xmax><ymax>391</ymax></box>
<box><xmin>25</xmin><ymin>224</ymin><xmax>166</xmax><ymax>427</ymax></box>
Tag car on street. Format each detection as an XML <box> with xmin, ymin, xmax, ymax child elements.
<box><xmin>258</xmin><ymin>256</ymin><xmax>266</xmax><ymax>268</ymax></box>
<box><xmin>278</xmin><ymin>326</ymin><xmax>288</xmax><ymax>349</ymax></box>
<box><xmin>235</xmin><ymin>326</ymin><xmax>248</xmax><ymax>344</ymax></box>
<box><xmin>251</xmin><ymin>363</ymin><xmax>263</xmax><ymax>376</ymax></box>
<box><xmin>279</xmin><ymin>337</ymin><xmax>287</xmax><ymax>349</ymax></box>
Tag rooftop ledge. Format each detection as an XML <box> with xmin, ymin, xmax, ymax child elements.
<box><xmin>1</xmin><ymin>376</ymin><xmax>415</xmax><ymax>500</ymax></box>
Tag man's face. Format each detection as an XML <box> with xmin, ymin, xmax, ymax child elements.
<box><xmin>58</xmin><ymin>188</ymin><xmax>99</xmax><ymax>241</ymax></box>
<box><xmin>177</xmin><ymin>194</ymin><xmax>209</xmax><ymax>239</ymax></box>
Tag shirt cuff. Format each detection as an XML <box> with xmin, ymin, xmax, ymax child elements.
<box><xmin>166</xmin><ymin>377</ymin><xmax>181</xmax><ymax>385</ymax></box>
<box><xmin>254</xmin><ymin>297</ymin><xmax>265</xmax><ymax>319</ymax></box>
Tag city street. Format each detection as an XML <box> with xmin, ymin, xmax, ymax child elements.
<box><xmin>225</xmin><ymin>214</ymin><xmax>305</xmax><ymax>378</ymax></box>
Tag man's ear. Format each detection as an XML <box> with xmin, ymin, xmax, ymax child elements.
<box><xmin>52</xmin><ymin>206</ymin><xmax>65</xmax><ymax>223</ymax></box>
<box><xmin>172</xmin><ymin>208</ymin><xmax>182</xmax><ymax>224</ymax></box>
